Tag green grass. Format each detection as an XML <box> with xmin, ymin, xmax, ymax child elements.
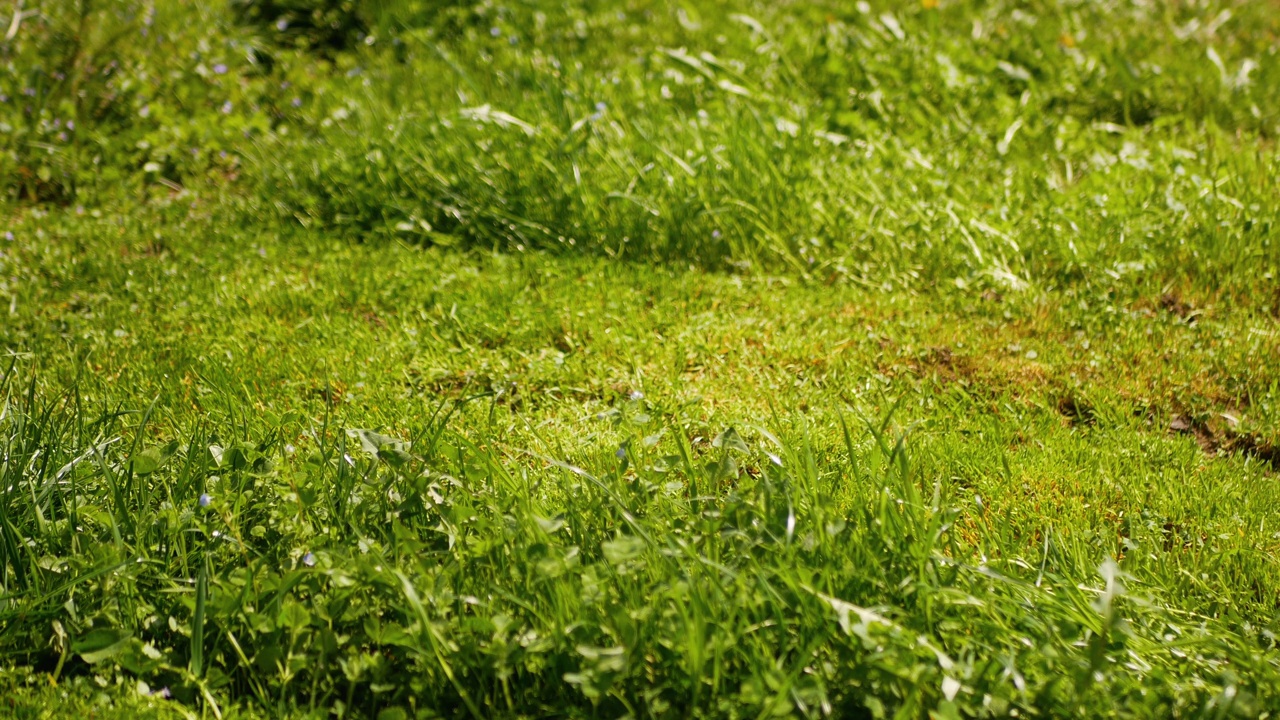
<box><xmin>2</xmin><ymin>1</ymin><xmax>1280</xmax><ymax>718</ymax></box>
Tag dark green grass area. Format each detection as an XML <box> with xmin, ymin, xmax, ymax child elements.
<box><xmin>3</xmin><ymin>0</ymin><xmax>1280</xmax><ymax>718</ymax></box>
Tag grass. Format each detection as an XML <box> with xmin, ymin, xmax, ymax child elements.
<box><xmin>2</xmin><ymin>0</ymin><xmax>1280</xmax><ymax>717</ymax></box>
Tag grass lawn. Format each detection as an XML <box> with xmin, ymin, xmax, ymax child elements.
<box><xmin>3</xmin><ymin>0</ymin><xmax>1280</xmax><ymax>717</ymax></box>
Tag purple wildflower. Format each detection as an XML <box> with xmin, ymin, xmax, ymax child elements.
<box><xmin>213</xmin><ymin>63</ymin><xmax>228</xmax><ymax>75</ymax></box>
<box><xmin>276</xmin><ymin>18</ymin><xmax>288</xmax><ymax>31</ymax></box>
<box><xmin>490</xmin><ymin>27</ymin><xmax>501</xmax><ymax>37</ymax></box>
<box><xmin>198</xmin><ymin>493</ymin><xmax>212</xmax><ymax>507</ymax></box>
<box><xmin>3</xmin><ymin>232</ymin><xmax>13</xmax><ymax>241</ymax></box>
<box><xmin>291</xmin><ymin>97</ymin><xmax>302</xmax><ymax>108</ymax></box>
<box><xmin>302</xmin><ymin>552</ymin><xmax>316</xmax><ymax>567</ymax></box>
<box><xmin>221</xmin><ymin>101</ymin><xmax>233</xmax><ymax>114</ymax></box>
<box><xmin>712</xmin><ymin>229</ymin><xmax>722</xmax><ymax>239</ymax></box>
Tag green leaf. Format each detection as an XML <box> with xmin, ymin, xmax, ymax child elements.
<box><xmin>706</xmin><ymin>454</ymin><xmax>738</xmax><ymax>483</ymax></box>
<box><xmin>377</xmin><ymin>446</ymin><xmax>412</xmax><ymax>467</ymax></box>
<box><xmin>346</xmin><ymin>428</ymin><xmax>411</xmax><ymax>466</ymax></box>
<box><xmin>208</xmin><ymin>443</ymin><xmax>251</xmax><ymax>470</ymax></box>
<box><xmin>576</xmin><ymin>644</ymin><xmax>626</xmax><ymax>672</ymax></box>
<box><xmin>712</xmin><ymin>427</ymin><xmax>749</xmax><ymax>453</ymax></box>
<box><xmin>278</xmin><ymin>600</ymin><xmax>312</xmax><ymax>631</ymax></box>
<box><xmin>601</xmin><ymin>535</ymin><xmax>645</xmax><ymax>565</ymax></box>
<box><xmin>128</xmin><ymin>440</ymin><xmax>179</xmax><ymax>475</ymax></box>
<box><xmin>535</xmin><ymin>515</ymin><xmax>565</xmax><ymax>534</ymax></box>
<box><xmin>72</xmin><ymin>627</ymin><xmax>133</xmax><ymax>664</ymax></box>
<box><xmin>118</xmin><ymin>640</ymin><xmax>168</xmax><ymax>675</ymax></box>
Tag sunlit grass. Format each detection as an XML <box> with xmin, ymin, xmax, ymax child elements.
<box><xmin>2</xmin><ymin>0</ymin><xmax>1280</xmax><ymax>717</ymax></box>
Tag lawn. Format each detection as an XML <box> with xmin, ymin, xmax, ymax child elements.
<box><xmin>2</xmin><ymin>1</ymin><xmax>1280</xmax><ymax>717</ymax></box>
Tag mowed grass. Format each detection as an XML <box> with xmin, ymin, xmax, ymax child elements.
<box><xmin>4</xmin><ymin>204</ymin><xmax>1280</xmax><ymax>717</ymax></box>
<box><xmin>3</xmin><ymin>0</ymin><xmax>1280</xmax><ymax>717</ymax></box>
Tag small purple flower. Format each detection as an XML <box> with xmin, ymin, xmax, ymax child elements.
<box><xmin>276</xmin><ymin>18</ymin><xmax>288</xmax><ymax>31</ymax></box>
<box><xmin>213</xmin><ymin>63</ymin><xmax>228</xmax><ymax>75</ymax></box>
<box><xmin>508</xmin><ymin>36</ymin><xmax>518</xmax><ymax>45</ymax></box>
<box><xmin>291</xmin><ymin>97</ymin><xmax>302</xmax><ymax>108</ymax></box>
<box><xmin>52</xmin><ymin>118</ymin><xmax>61</xmax><ymax>129</ymax></box>
<box><xmin>490</xmin><ymin>26</ymin><xmax>501</xmax><ymax>37</ymax></box>
<box><xmin>65</xmin><ymin>120</ymin><xmax>74</xmax><ymax>130</ymax></box>
<box><xmin>595</xmin><ymin>101</ymin><xmax>608</xmax><ymax>112</ymax></box>
<box><xmin>712</xmin><ymin>229</ymin><xmax>722</xmax><ymax>239</ymax></box>
<box><xmin>151</xmin><ymin>687</ymin><xmax>171</xmax><ymax>699</ymax></box>
<box><xmin>615</xmin><ymin>446</ymin><xmax>627</xmax><ymax>460</ymax></box>
<box><xmin>221</xmin><ymin>101</ymin><xmax>233</xmax><ymax>114</ymax></box>
<box><xmin>302</xmin><ymin>552</ymin><xmax>316</xmax><ymax>567</ymax></box>
<box><xmin>23</xmin><ymin>87</ymin><xmax>36</xmax><ymax>97</ymax></box>
<box><xmin>198</xmin><ymin>493</ymin><xmax>212</xmax><ymax>507</ymax></box>
<box><xmin>57</xmin><ymin>132</ymin><xmax>67</xmax><ymax>142</ymax></box>
<box><xmin>139</xmin><ymin>104</ymin><xmax>151</xmax><ymax>118</ymax></box>
<box><xmin>629</xmin><ymin>390</ymin><xmax>643</xmax><ymax>401</ymax></box>
<box><xmin>3</xmin><ymin>232</ymin><xmax>13</xmax><ymax>241</ymax></box>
